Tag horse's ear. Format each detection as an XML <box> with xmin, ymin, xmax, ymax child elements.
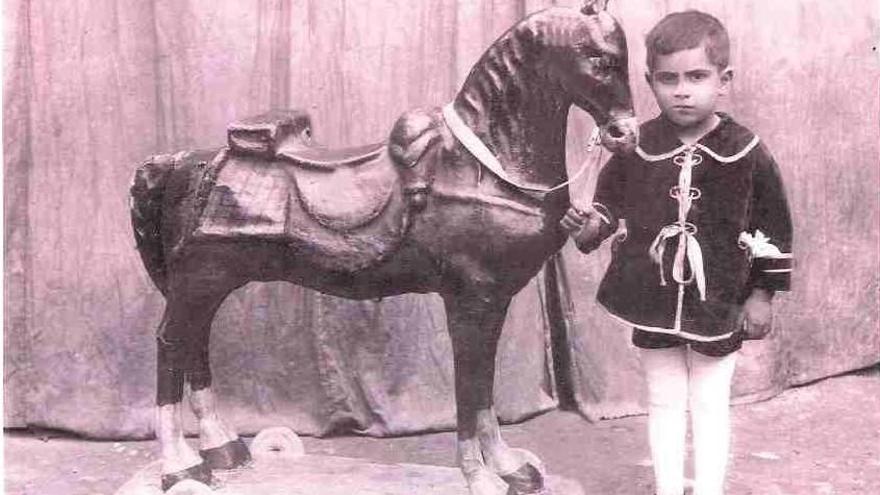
<box><xmin>581</xmin><ymin>0</ymin><xmax>609</xmax><ymax>15</ymax></box>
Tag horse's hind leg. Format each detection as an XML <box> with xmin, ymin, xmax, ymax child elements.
<box><xmin>189</xmin><ymin>380</ymin><xmax>251</xmax><ymax>469</ymax></box>
<box><xmin>443</xmin><ymin>290</ymin><xmax>547</xmax><ymax>495</ymax></box>
<box><xmin>156</xmin><ymin>279</ymin><xmax>242</xmax><ymax>490</ymax></box>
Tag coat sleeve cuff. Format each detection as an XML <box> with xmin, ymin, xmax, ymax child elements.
<box><xmin>591</xmin><ymin>202</ymin><xmax>613</xmax><ymax>225</ymax></box>
<box><xmin>750</xmin><ymin>255</ymin><xmax>793</xmax><ymax>291</ymax></box>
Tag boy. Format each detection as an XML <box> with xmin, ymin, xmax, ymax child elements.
<box><xmin>560</xmin><ymin>10</ymin><xmax>793</xmax><ymax>495</ymax></box>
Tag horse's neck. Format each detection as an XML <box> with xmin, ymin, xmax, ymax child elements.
<box><xmin>454</xmin><ymin>46</ymin><xmax>570</xmax><ymax>188</ymax></box>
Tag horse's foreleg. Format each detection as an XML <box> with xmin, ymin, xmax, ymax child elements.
<box><xmin>444</xmin><ymin>291</ymin><xmax>545</xmax><ymax>495</ymax></box>
<box><xmin>481</xmin><ymin>414</ymin><xmax>547</xmax><ymax>495</ymax></box>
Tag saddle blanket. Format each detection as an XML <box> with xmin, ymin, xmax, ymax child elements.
<box><xmin>193</xmin><ymin>149</ymin><xmax>409</xmax><ymax>272</ymax></box>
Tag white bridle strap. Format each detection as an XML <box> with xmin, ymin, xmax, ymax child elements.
<box><xmin>442</xmin><ymin>103</ymin><xmax>601</xmax><ymax>195</ymax></box>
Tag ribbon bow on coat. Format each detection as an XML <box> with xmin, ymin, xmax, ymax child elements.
<box><xmin>648</xmin><ymin>223</ymin><xmax>707</xmax><ymax>301</ymax></box>
<box><xmin>647</xmin><ymin>147</ymin><xmax>707</xmax><ymax>301</ymax></box>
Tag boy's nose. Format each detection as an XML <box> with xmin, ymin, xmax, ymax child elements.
<box><xmin>673</xmin><ymin>82</ymin><xmax>690</xmax><ymax>98</ymax></box>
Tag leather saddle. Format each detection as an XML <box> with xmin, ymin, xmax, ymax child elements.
<box><xmin>194</xmin><ymin>110</ymin><xmax>409</xmax><ymax>272</ymax></box>
<box><xmin>279</xmin><ymin>141</ymin><xmax>391</xmax><ymax>231</ymax></box>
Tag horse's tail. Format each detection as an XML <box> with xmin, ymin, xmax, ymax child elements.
<box><xmin>130</xmin><ymin>153</ymin><xmax>176</xmax><ymax>296</ymax></box>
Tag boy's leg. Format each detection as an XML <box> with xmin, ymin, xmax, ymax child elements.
<box><xmin>640</xmin><ymin>346</ymin><xmax>689</xmax><ymax>495</ymax></box>
<box><xmin>688</xmin><ymin>350</ymin><xmax>738</xmax><ymax>495</ymax></box>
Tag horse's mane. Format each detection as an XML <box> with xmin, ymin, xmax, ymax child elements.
<box><xmin>451</xmin><ymin>7</ymin><xmax>623</xmax><ymax>187</ymax></box>
<box><xmin>457</xmin><ymin>8</ymin><xmax>595</xmax><ymax>114</ymax></box>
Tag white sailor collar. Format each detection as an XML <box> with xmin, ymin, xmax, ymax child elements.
<box><xmin>634</xmin><ymin>113</ymin><xmax>761</xmax><ymax>164</ymax></box>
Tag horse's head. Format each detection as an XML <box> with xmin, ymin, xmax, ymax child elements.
<box><xmin>538</xmin><ymin>1</ymin><xmax>637</xmax><ymax>153</ymax></box>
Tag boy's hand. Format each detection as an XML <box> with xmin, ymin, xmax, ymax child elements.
<box><xmin>560</xmin><ymin>207</ymin><xmax>588</xmax><ymax>233</ymax></box>
<box><xmin>560</xmin><ymin>206</ymin><xmax>611</xmax><ymax>254</ymax></box>
<box><xmin>742</xmin><ymin>288</ymin><xmax>773</xmax><ymax>340</ymax></box>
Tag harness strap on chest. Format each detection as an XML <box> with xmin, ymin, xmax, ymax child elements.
<box><xmin>442</xmin><ymin>103</ymin><xmax>600</xmax><ymax>197</ymax></box>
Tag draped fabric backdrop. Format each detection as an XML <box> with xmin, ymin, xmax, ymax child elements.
<box><xmin>4</xmin><ymin>0</ymin><xmax>878</xmax><ymax>439</ymax></box>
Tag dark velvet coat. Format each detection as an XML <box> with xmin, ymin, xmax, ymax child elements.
<box><xmin>592</xmin><ymin>114</ymin><xmax>793</xmax><ymax>342</ymax></box>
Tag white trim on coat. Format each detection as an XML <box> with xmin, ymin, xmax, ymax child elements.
<box><xmin>636</xmin><ymin>135</ymin><xmax>761</xmax><ymax>164</ymax></box>
<box><xmin>605</xmin><ymin>310</ymin><xmax>737</xmax><ymax>342</ymax></box>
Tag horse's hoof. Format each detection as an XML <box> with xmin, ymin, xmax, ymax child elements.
<box><xmin>499</xmin><ymin>463</ymin><xmax>546</xmax><ymax>494</ymax></box>
<box><xmin>508</xmin><ymin>448</ymin><xmax>545</xmax><ymax>475</ymax></box>
<box><xmin>498</xmin><ymin>450</ymin><xmax>547</xmax><ymax>495</ymax></box>
<box><xmin>165</xmin><ymin>479</ymin><xmax>214</xmax><ymax>495</ymax></box>
<box><xmin>161</xmin><ymin>462</ymin><xmax>213</xmax><ymax>492</ymax></box>
<box><xmin>251</xmin><ymin>426</ymin><xmax>305</xmax><ymax>461</ymax></box>
<box><xmin>199</xmin><ymin>438</ymin><xmax>252</xmax><ymax>470</ymax></box>
<box><xmin>464</xmin><ymin>467</ymin><xmax>507</xmax><ymax>495</ymax></box>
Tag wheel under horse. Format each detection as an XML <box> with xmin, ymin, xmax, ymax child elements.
<box><xmin>130</xmin><ymin>2</ymin><xmax>636</xmax><ymax>493</ymax></box>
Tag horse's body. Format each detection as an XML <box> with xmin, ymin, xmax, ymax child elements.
<box><xmin>131</xmin><ymin>4</ymin><xmax>636</xmax><ymax>494</ymax></box>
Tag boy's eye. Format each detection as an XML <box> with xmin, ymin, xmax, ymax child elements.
<box><xmin>688</xmin><ymin>71</ymin><xmax>710</xmax><ymax>82</ymax></box>
<box><xmin>653</xmin><ymin>73</ymin><xmax>678</xmax><ymax>85</ymax></box>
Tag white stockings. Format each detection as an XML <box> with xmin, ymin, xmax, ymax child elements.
<box><xmin>640</xmin><ymin>346</ymin><xmax>737</xmax><ymax>495</ymax></box>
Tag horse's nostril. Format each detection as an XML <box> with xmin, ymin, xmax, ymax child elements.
<box><xmin>607</xmin><ymin>125</ymin><xmax>625</xmax><ymax>139</ymax></box>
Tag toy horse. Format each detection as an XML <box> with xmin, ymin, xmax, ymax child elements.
<box><xmin>130</xmin><ymin>1</ymin><xmax>637</xmax><ymax>493</ymax></box>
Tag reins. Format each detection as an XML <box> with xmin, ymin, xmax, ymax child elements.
<box><xmin>442</xmin><ymin>103</ymin><xmax>604</xmax><ymax>199</ymax></box>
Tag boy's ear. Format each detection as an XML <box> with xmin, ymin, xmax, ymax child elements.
<box><xmin>718</xmin><ymin>67</ymin><xmax>734</xmax><ymax>93</ymax></box>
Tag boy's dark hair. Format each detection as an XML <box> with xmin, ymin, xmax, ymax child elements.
<box><xmin>645</xmin><ymin>10</ymin><xmax>730</xmax><ymax>71</ymax></box>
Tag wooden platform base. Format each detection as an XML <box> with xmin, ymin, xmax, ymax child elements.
<box><xmin>115</xmin><ymin>454</ymin><xmax>585</xmax><ymax>495</ymax></box>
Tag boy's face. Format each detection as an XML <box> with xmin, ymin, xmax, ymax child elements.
<box><xmin>646</xmin><ymin>43</ymin><xmax>732</xmax><ymax>131</ymax></box>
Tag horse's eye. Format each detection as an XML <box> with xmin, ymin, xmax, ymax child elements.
<box><xmin>589</xmin><ymin>56</ymin><xmax>609</xmax><ymax>72</ymax></box>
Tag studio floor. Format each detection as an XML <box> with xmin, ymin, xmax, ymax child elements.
<box><xmin>5</xmin><ymin>365</ymin><xmax>879</xmax><ymax>495</ymax></box>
